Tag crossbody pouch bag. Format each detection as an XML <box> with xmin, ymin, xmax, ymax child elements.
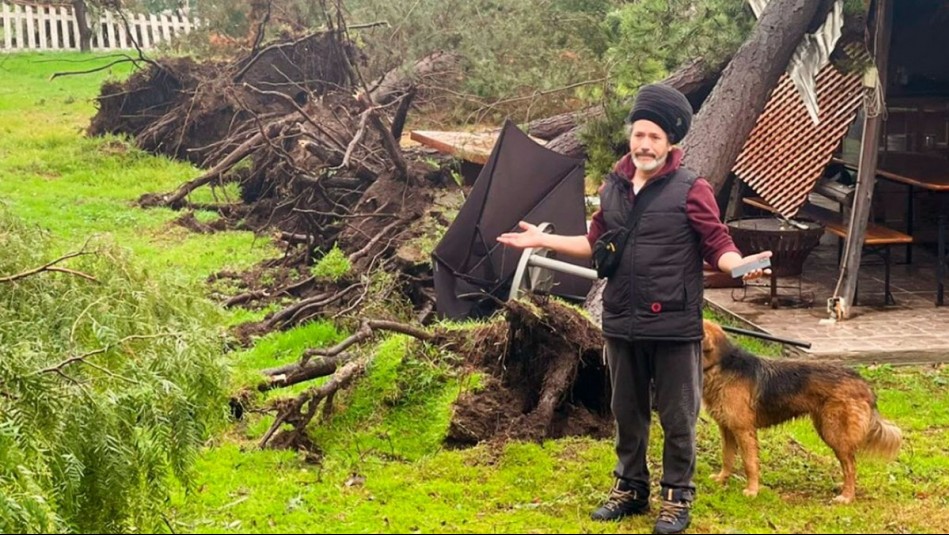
<box><xmin>592</xmin><ymin>176</ymin><xmax>671</xmax><ymax>278</ymax></box>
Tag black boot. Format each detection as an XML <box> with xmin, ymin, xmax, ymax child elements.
<box><xmin>590</xmin><ymin>479</ymin><xmax>649</xmax><ymax>521</ymax></box>
<box><xmin>652</xmin><ymin>488</ymin><xmax>692</xmax><ymax>534</ymax></box>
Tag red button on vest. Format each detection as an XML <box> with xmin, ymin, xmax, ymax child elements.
<box><xmin>651</xmin><ymin>302</ymin><xmax>662</xmax><ymax>313</ymax></box>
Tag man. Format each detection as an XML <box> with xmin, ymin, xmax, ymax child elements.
<box><xmin>497</xmin><ymin>83</ymin><xmax>770</xmax><ymax>534</ymax></box>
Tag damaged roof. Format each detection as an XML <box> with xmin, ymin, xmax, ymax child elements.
<box><xmin>732</xmin><ymin>52</ymin><xmax>866</xmax><ymax>218</ymax></box>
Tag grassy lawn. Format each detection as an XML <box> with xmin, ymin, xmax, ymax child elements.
<box><xmin>0</xmin><ymin>52</ymin><xmax>275</xmax><ymax>285</ymax></box>
<box><xmin>3</xmin><ymin>52</ymin><xmax>948</xmax><ymax>534</ymax></box>
<box><xmin>169</xmin><ymin>321</ymin><xmax>949</xmax><ymax>534</ymax></box>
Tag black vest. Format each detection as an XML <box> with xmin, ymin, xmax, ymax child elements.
<box><xmin>598</xmin><ymin>167</ymin><xmax>704</xmax><ymax>341</ymax></box>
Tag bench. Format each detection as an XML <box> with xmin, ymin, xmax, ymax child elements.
<box><xmin>742</xmin><ymin>196</ymin><xmax>913</xmax><ymax>305</ymax></box>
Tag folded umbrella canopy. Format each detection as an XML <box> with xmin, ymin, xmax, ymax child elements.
<box><xmin>433</xmin><ymin>120</ymin><xmax>593</xmax><ymax>319</ymax></box>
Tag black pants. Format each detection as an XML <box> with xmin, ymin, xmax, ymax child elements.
<box><xmin>605</xmin><ymin>337</ymin><xmax>702</xmax><ymax>500</ymax></box>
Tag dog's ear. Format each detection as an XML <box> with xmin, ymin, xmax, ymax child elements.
<box><xmin>702</xmin><ymin>320</ymin><xmax>725</xmax><ymax>365</ymax></box>
<box><xmin>701</xmin><ymin>319</ymin><xmax>716</xmax><ymax>353</ymax></box>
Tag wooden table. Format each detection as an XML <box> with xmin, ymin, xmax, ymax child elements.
<box><xmin>871</xmin><ymin>152</ymin><xmax>949</xmax><ymax>306</ymax></box>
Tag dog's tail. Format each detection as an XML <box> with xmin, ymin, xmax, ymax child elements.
<box><xmin>860</xmin><ymin>410</ymin><xmax>902</xmax><ymax>460</ymax></box>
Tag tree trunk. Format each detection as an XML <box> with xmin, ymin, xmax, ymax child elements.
<box><xmin>527</xmin><ymin>107</ymin><xmax>604</xmax><ymax>141</ymax></box>
<box><xmin>681</xmin><ymin>0</ymin><xmax>824</xmax><ymax>193</ymax></box>
<box><xmin>72</xmin><ymin>0</ymin><xmax>92</xmax><ymax>53</ymax></box>
<box><xmin>359</xmin><ymin>51</ymin><xmax>463</xmax><ymax>106</ymax></box>
<box><xmin>542</xmin><ymin>58</ymin><xmax>723</xmax><ymax>161</ymax></box>
<box><xmin>544</xmin><ymin>125</ymin><xmax>587</xmax><ymax>159</ymax></box>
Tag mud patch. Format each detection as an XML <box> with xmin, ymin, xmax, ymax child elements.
<box><xmin>445</xmin><ymin>296</ymin><xmax>612</xmax><ymax>446</ymax></box>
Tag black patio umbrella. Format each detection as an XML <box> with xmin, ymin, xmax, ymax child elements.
<box><xmin>432</xmin><ymin>119</ymin><xmax>593</xmax><ymax>319</ymax></box>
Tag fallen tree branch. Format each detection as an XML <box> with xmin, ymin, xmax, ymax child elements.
<box><xmin>0</xmin><ymin>250</ymin><xmax>97</xmax><ymax>284</ymax></box>
<box><xmin>367</xmin><ymin>110</ymin><xmax>408</xmax><ymax>180</ymax></box>
<box><xmin>260</xmin><ymin>318</ymin><xmax>435</xmax><ymax>394</ymax></box>
<box><xmin>258</xmin><ymin>354</ymin><xmax>350</xmax><ymax>392</ymax></box>
<box><xmin>259</xmin><ymin>283</ymin><xmax>361</xmax><ymax>331</ymax></box>
<box><xmin>257</xmin><ymin>315</ymin><xmax>443</xmax><ymax>447</ymax></box>
<box><xmin>347</xmin><ymin>219</ymin><xmax>401</xmax><ymax>265</ymax></box>
<box><xmin>35</xmin><ymin>333</ymin><xmax>180</xmax><ymax>378</ymax></box>
<box><xmin>50</xmin><ymin>57</ymin><xmax>139</xmax><ymax>80</ymax></box>
<box><xmin>365</xmin><ymin>319</ymin><xmax>433</xmax><ymax>341</ymax></box>
<box><xmin>259</xmin><ymin>358</ymin><xmax>366</xmax><ymax>449</ymax></box>
<box><xmin>341</xmin><ymin>109</ymin><xmax>372</xmax><ymax>169</ymax></box>
<box><xmin>389</xmin><ymin>87</ymin><xmax>416</xmax><ymax>140</ymax></box>
<box><xmin>154</xmin><ymin>118</ymin><xmax>293</xmax><ymax>208</ymax></box>
<box><xmin>224</xmin><ymin>275</ymin><xmax>316</xmax><ymax>308</ymax></box>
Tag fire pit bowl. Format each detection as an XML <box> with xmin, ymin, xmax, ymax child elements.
<box><xmin>727</xmin><ymin>217</ymin><xmax>825</xmax><ymax>277</ymax></box>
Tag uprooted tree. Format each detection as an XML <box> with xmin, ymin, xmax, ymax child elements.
<box><xmin>79</xmin><ymin>0</ymin><xmax>860</xmax><ymax>454</ymax></box>
<box><xmin>81</xmin><ymin>3</ymin><xmax>619</xmax><ymax>451</ymax></box>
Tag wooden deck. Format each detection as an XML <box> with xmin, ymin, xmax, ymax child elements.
<box><xmin>409</xmin><ymin>129</ymin><xmax>546</xmax><ymax>165</ymax></box>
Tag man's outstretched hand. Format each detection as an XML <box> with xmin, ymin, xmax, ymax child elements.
<box><xmin>497</xmin><ymin>221</ymin><xmax>546</xmax><ymax>250</ymax></box>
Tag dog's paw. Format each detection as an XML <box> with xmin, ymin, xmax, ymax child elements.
<box><xmin>832</xmin><ymin>494</ymin><xmax>854</xmax><ymax>504</ymax></box>
<box><xmin>742</xmin><ymin>487</ymin><xmax>759</xmax><ymax>498</ymax></box>
<box><xmin>711</xmin><ymin>472</ymin><xmax>730</xmax><ymax>484</ymax></box>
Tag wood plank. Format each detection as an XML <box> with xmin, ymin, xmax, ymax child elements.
<box><xmin>36</xmin><ymin>4</ymin><xmax>47</xmax><ymax>50</ymax></box>
<box><xmin>24</xmin><ymin>4</ymin><xmax>35</xmax><ymax>49</ymax></box>
<box><xmin>160</xmin><ymin>12</ymin><xmax>171</xmax><ymax>42</ymax></box>
<box><xmin>105</xmin><ymin>10</ymin><xmax>116</xmax><ymax>50</ymax></box>
<box><xmin>14</xmin><ymin>3</ymin><xmax>23</xmax><ymax>50</ymax></box>
<box><xmin>117</xmin><ymin>9</ymin><xmax>128</xmax><ymax>49</ymax></box>
<box><xmin>409</xmin><ymin>130</ymin><xmax>497</xmax><ymax>165</ymax></box>
<box><xmin>409</xmin><ymin>129</ymin><xmax>545</xmax><ymax>165</ymax></box>
<box><xmin>2</xmin><ymin>3</ymin><xmax>13</xmax><ymax>50</ymax></box>
<box><xmin>92</xmin><ymin>6</ymin><xmax>103</xmax><ymax>49</ymax></box>
<box><xmin>140</xmin><ymin>13</ymin><xmax>151</xmax><ymax>48</ymax></box>
<box><xmin>149</xmin><ymin>13</ymin><xmax>159</xmax><ymax>48</ymax></box>
<box><xmin>48</xmin><ymin>5</ymin><xmax>59</xmax><ymax>49</ymax></box>
<box><xmin>58</xmin><ymin>6</ymin><xmax>71</xmax><ymax>49</ymax></box>
<box><xmin>70</xmin><ymin>5</ymin><xmax>81</xmax><ymax>50</ymax></box>
<box><xmin>180</xmin><ymin>9</ymin><xmax>192</xmax><ymax>33</ymax></box>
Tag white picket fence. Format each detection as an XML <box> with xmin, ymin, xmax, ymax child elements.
<box><xmin>0</xmin><ymin>1</ymin><xmax>199</xmax><ymax>52</ymax></box>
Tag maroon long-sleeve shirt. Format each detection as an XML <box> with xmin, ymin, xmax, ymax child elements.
<box><xmin>586</xmin><ymin>149</ymin><xmax>741</xmax><ymax>268</ymax></box>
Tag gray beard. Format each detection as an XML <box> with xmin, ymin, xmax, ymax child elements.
<box><xmin>634</xmin><ymin>153</ymin><xmax>667</xmax><ymax>172</ymax></box>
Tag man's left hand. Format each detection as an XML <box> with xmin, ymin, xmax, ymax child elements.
<box><xmin>737</xmin><ymin>251</ymin><xmax>773</xmax><ymax>281</ymax></box>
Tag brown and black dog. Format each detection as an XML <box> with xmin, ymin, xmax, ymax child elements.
<box><xmin>700</xmin><ymin>320</ymin><xmax>902</xmax><ymax>503</ymax></box>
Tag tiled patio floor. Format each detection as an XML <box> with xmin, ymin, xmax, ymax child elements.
<box><xmin>705</xmin><ymin>232</ymin><xmax>949</xmax><ymax>364</ymax></box>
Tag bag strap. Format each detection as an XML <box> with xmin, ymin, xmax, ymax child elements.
<box><xmin>625</xmin><ymin>173</ymin><xmax>673</xmax><ymax>231</ymax></box>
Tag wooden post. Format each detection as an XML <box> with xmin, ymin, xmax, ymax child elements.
<box><xmin>59</xmin><ymin>6</ymin><xmax>71</xmax><ymax>49</ymax></box>
<box><xmin>24</xmin><ymin>4</ymin><xmax>35</xmax><ymax>49</ymax></box>
<box><xmin>117</xmin><ymin>9</ymin><xmax>128</xmax><ymax>49</ymax></box>
<box><xmin>37</xmin><ymin>4</ymin><xmax>47</xmax><ymax>50</ymax></box>
<box><xmin>105</xmin><ymin>10</ymin><xmax>116</xmax><ymax>50</ymax></box>
<box><xmin>49</xmin><ymin>5</ymin><xmax>60</xmax><ymax>49</ymax></box>
<box><xmin>833</xmin><ymin>0</ymin><xmax>893</xmax><ymax>319</ymax></box>
<box><xmin>2</xmin><ymin>3</ymin><xmax>12</xmax><ymax>50</ymax></box>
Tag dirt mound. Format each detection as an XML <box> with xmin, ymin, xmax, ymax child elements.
<box><xmin>445</xmin><ymin>297</ymin><xmax>612</xmax><ymax>446</ymax></box>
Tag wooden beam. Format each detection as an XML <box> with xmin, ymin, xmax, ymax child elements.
<box><xmin>832</xmin><ymin>0</ymin><xmax>893</xmax><ymax>319</ymax></box>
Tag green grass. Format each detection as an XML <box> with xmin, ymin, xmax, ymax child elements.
<box><xmin>0</xmin><ymin>52</ymin><xmax>275</xmax><ymax>285</ymax></box>
<box><xmin>171</xmin><ymin>352</ymin><xmax>949</xmax><ymax>534</ymax></box>
<box><xmin>4</xmin><ymin>52</ymin><xmax>949</xmax><ymax>534</ymax></box>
